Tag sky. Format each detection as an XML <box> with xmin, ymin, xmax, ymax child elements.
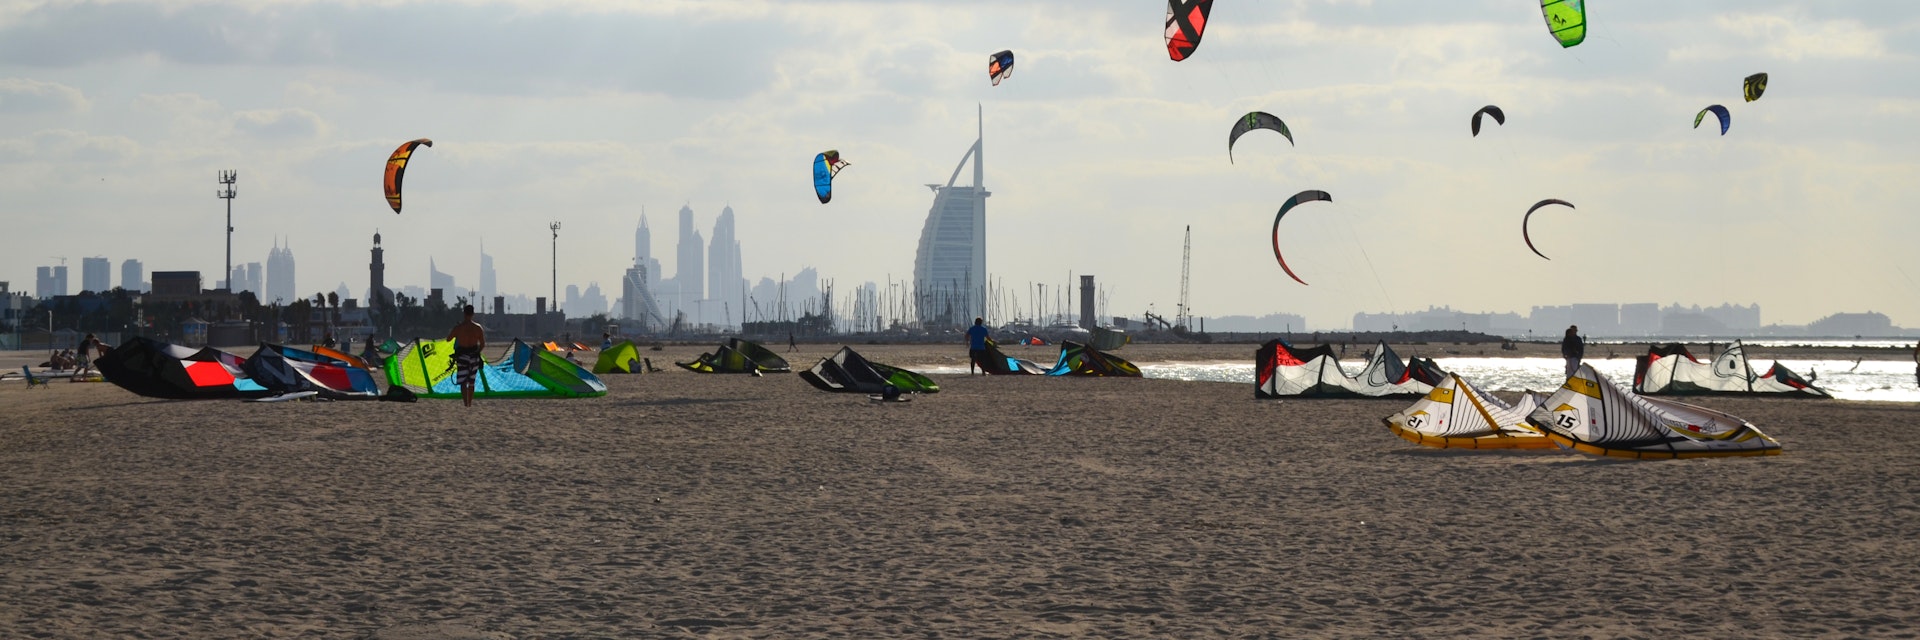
<box><xmin>2</xmin><ymin>0</ymin><xmax>1917</xmax><ymax>329</ymax></box>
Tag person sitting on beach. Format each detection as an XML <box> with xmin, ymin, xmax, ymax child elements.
<box><xmin>966</xmin><ymin>317</ymin><xmax>990</xmax><ymax>375</ymax></box>
<box><xmin>446</xmin><ymin>304</ymin><xmax>486</xmax><ymax>408</ymax></box>
<box><xmin>601</xmin><ymin>332</ymin><xmax>613</xmax><ymax>350</ymax></box>
<box><xmin>1560</xmin><ymin>325</ymin><xmax>1584</xmax><ymax>377</ymax></box>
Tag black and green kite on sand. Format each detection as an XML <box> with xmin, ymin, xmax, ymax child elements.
<box><xmin>799</xmin><ymin>347</ymin><xmax>939</xmax><ymax>394</ymax></box>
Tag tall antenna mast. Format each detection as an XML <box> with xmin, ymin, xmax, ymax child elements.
<box><xmin>549</xmin><ymin>221</ymin><xmax>562</xmax><ymax>313</ymax></box>
<box><xmin>1177</xmin><ymin>225</ymin><xmax>1191</xmax><ymax>330</ymax></box>
<box><xmin>217</xmin><ymin>171</ymin><xmax>237</xmax><ymax>291</ymax></box>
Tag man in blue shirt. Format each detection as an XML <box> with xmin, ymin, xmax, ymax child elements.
<box><xmin>966</xmin><ymin>317</ymin><xmax>991</xmax><ymax>375</ymax></box>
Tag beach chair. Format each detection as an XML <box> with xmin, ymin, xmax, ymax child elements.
<box><xmin>23</xmin><ymin>366</ymin><xmax>50</xmax><ymax>389</ymax></box>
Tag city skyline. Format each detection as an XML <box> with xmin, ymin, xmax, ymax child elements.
<box><xmin>2</xmin><ymin>3</ymin><xmax>1917</xmax><ymax>326</ymax></box>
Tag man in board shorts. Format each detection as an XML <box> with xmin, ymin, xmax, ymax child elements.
<box><xmin>447</xmin><ymin>304</ymin><xmax>486</xmax><ymax>407</ymax></box>
<box><xmin>967</xmin><ymin>317</ymin><xmax>990</xmax><ymax>375</ymax></box>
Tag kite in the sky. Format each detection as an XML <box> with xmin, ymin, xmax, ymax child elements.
<box><xmin>1744</xmin><ymin>73</ymin><xmax>1768</xmax><ymax>102</ymax></box>
<box><xmin>1471</xmin><ymin>105</ymin><xmax>1506</xmax><ymax>137</ymax></box>
<box><xmin>1539</xmin><ymin>0</ymin><xmax>1586</xmax><ymax>48</ymax></box>
<box><xmin>988</xmin><ymin>50</ymin><xmax>1015</xmax><ymax>86</ymax></box>
<box><xmin>1523</xmin><ymin>199</ymin><xmax>1574</xmax><ymax>260</ymax></box>
<box><xmin>383</xmin><ymin>138</ymin><xmax>432</xmax><ymax>214</ymax></box>
<box><xmin>813</xmin><ymin>150</ymin><xmax>849</xmax><ymax>204</ymax></box>
<box><xmin>1271</xmin><ymin>190</ymin><xmax>1332</xmax><ymax>286</ymax></box>
<box><xmin>1227</xmin><ymin>112</ymin><xmax>1292</xmax><ymax>163</ymax></box>
<box><xmin>1164</xmin><ymin>0</ymin><xmax>1214</xmax><ymax>62</ymax></box>
<box><xmin>1694</xmin><ymin>105</ymin><xmax>1730</xmax><ymax>136</ymax></box>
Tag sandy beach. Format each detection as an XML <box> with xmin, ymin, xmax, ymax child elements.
<box><xmin>2</xmin><ymin>342</ymin><xmax>1918</xmax><ymax>638</ymax></box>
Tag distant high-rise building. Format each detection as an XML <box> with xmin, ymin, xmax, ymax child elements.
<box><xmin>708</xmin><ymin>205</ymin><xmax>743</xmax><ymax>326</ymax></box>
<box><xmin>636</xmin><ymin>211</ymin><xmax>662</xmax><ymax>290</ymax></box>
<box><xmin>478</xmin><ymin>245</ymin><xmax>497</xmax><ymax>302</ymax></box>
<box><xmin>913</xmin><ymin>106</ymin><xmax>990</xmax><ymax>326</ymax></box>
<box><xmin>226</xmin><ymin>263</ymin><xmax>261</xmax><ymax>297</ymax></box>
<box><xmin>120</xmin><ymin>259</ymin><xmax>144</xmax><ymax>293</ymax></box>
<box><xmin>35</xmin><ymin>265</ymin><xmax>67</xmax><ymax>299</ymax></box>
<box><xmin>665</xmin><ymin>204</ymin><xmax>706</xmax><ymax>323</ymax></box>
<box><xmin>429</xmin><ymin>258</ymin><xmax>455</xmax><ymax>294</ymax></box>
<box><xmin>623</xmin><ymin>262</ymin><xmax>664</xmax><ymax>330</ymax></box>
<box><xmin>1619</xmin><ymin>303</ymin><xmax>1659</xmax><ymax>336</ymax></box>
<box><xmin>564</xmin><ymin>284</ymin><xmax>582</xmax><ymax>316</ymax></box>
<box><xmin>266</xmin><ymin>238</ymin><xmax>296</xmax><ymax>304</ymax></box>
<box><xmin>81</xmin><ymin>257</ymin><xmax>110</xmax><ymax>293</ymax></box>
<box><xmin>573</xmin><ymin>282</ymin><xmax>607</xmax><ymax>318</ymax></box>
<box><xmin>1569</xmin><ymin>303</ymin><xmax>1618</xmax><ymax>336</ymax></box>
<box><xmin>677</xmin><ymin>204</ymin><xmax>705</xmax><ymax>301</ymax></box>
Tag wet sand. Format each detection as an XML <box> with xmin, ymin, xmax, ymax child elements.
<box><xmin>1</xmin><ymin>343</ymin><xmax>1917</xmax><ymax>637</ymax></box>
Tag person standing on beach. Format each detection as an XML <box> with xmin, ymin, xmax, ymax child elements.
<box><xmin>447</xmin><ymin>304</ymin><xmax>486</xmax><ymax>408</ymax></box>
<box><xmin>1912</xmin><ymin>341</ymin><xmax>1919</xmax><ymax>388</ymax></box>
<box><xmin>788</xmin><ymin>332</ymin><xmax>798</xmax><ymax>353</ymax></box>
<box><xmin>72</xmin><ymin>333</ymin><xmax>96</xmax><ymax>380</ymax></box>
<box><xmin>967</xmin><ymin>317</ymin><xmax>990</xmax><ymax>375</ymax></box>
<box><xmin>1560</xmin><ymin>325</ymin><xmax>1584</xmax><ymax>378</ymax></box>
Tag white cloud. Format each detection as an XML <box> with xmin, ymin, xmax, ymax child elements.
<box><xmin>0</xmin><ymin>129</ymin><xmax>139</xmax><ymax>164</ymax></box>
<box><xmin>231</xmin><ymin>107</ymin><xmax>326</xmax><ymax>139</ymax></box>
<box><xmin>0</xmin><ymin>77</ymin><xmax>87</xmax><ymax>112</ymax></box>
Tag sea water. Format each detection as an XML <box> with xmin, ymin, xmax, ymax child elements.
<box><xmin>913</xmin><ymin>356</ymin><xmax>1920</xmax><ymax>403</ymax></box>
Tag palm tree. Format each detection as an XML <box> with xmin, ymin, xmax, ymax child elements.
<box><xmin>325</xmin><ymin>292</ymin><xmax>341</xmax><ymax>339</ymax></box>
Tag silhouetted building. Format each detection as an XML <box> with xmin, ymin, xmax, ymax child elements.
<box><xmin>368</xmin><ymin>232</ymin><xmax>393</xmax><ymax>308</ymax></box>
<box><xmin>81</xmin><ymin>257</ymin><xmax>110</xmax><ymax>293</ymax></box>
<box><xmin>913</xmin><ymin>106</ymin><xmax>989</xmax><ymax>326</ymax></box>
<box><xmin>35</xmin><ymin>265</ymin><xmax>67</xmax><ymax>299</ymax></box>
<box><xmin>266</xmin><ymin>239</ymin><xmax>295</xmax><ymax>304</ymax></box>
<box><xmin>708</xmin><ymin>205</ymin><xmax>743</xmax><ymax>326</ymax></box>
<box><xmin>120</xmin><ymin>258</ymin><xmax>144</xmax><ymax>293</ymax></box>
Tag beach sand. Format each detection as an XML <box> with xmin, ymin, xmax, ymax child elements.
<box><xmin>2</xmin><ymin>343</ymin><xmax>1917</xmax><ymax>637</ymax></box>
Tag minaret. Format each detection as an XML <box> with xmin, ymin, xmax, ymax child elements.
<box><xmin>369</xmin><ymin>231</ymin><xmax>390</xmax><ymax>308</ymax></box>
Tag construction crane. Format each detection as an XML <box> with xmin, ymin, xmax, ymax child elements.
<box><xmin>1175</xmin><ymin>226</ymin><xmax>1191</xmax><ymax>330</ymax></box>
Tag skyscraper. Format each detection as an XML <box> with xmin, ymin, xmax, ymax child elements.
<box><xmin>622</xmin><ymin>262</ymin><xmax>665</xmax><ymax>330</ymax></box>
<box><xmin>708</xmin><ymin>205</ymin><xmax>743</xmax><ymax>326</ymax></box>
<box><xmin>121</xmin><ymin>258</ymin><xmax>144</xmax><ymax>293</ymax></box>
<box><xmin>35</xmin><ymin>265</ymin><xmax>67</xmax><ymax>299</ymax></box>
<box><xmin>429</xmin><ymin>258</ymin><xmax>455</xmax><ymax>295</ymax></box>
<box><xmin>635</xmin><ymin>211</ymin><xmax>662</xmax><ymax>292</ymax></box>
<box><xmin>913</xmin><ymin>106</ymin><xmax>990</xmax><ymax>326</ymax></box>
<box><xmin>671</xmin><ymin>204</ymin><xmax>705</xmax><ymax>322</ymax></box>
<box><xmin>228</xmin><ymin>262</ymin><xmax>262</xmax><ymax>297</ymax></box>
<box><xmin>266</xmin><ymin>239</ymin><xmax>295</xmax><ymax>304</ymax></box>
<box><xmin>478</xmin><ymin>244</ymin><xmax>497</xmax><ymax>302</ymax></box>
<box><xmin>81</xmin><ymin>257</ymin><xmax>110</xmax><ymax>293</ymax></box>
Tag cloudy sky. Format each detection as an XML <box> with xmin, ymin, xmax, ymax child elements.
<box><xmin>2</xmin><ymin>0</ymin><xmax>1916</xmax><ymax>328</ymax></box>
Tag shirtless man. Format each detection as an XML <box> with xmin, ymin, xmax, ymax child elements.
<box><xmin>447</xmin><ymin>304</ymin><xmax>486</xmax><ymax>407</ymax></box>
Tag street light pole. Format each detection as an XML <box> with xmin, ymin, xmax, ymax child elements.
<box><xmin>549</xmin><ymin>221</ymin><xmax>561</xmax><ymax>315</ymax></box>
<box><xmin>217</xmin><ymin>171</ymin><xmax>237</xmax><ymax>292</ymax></box>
